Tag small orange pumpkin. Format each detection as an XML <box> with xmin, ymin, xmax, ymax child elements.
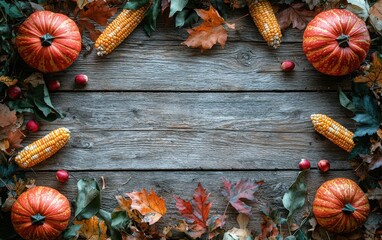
<box><xmin>11</xmin><ymin>186</ymin><xmax>71</xmax><ymax>240</ymax></box>
<box><xmin>303</xmin><ymin>9</ymin><xmax>370</xmax><ymax>76</ymax></box>
<box><xmin>312</xmin><ymin>178</ymin><xmax>370</xmax><ymax>233</ymax></box>
<box><xmin>16</xmin><ymin>11</ymin><xmax>81</xmax><ymax>73</ymax></box>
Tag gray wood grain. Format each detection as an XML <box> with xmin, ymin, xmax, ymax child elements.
<box><xmin>19</xmin><ymin>92</ymin><xmax>353</xmax><ymax>171</ymax></box>
<box><xmin>28</xmin><ymin>170</ymin><xmax>357</xmax><ymax>232</ymax></box>
<box><xmin>48</xmin><ymin>19</ymin><xmax>352</xmax><ymax>92</ymax></box>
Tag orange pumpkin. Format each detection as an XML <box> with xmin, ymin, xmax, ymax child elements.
<box><xmin>312</xmin><ymin>178</ymin><xmax>370</xmax><ymax>233</ymax></box>
<box><xmin>11</xmin><ymin>186</ymin><xmax>71</xmax><ymax>240</ymax></box>
<box><xmin>303</xmin><ymin>9</ymin><xmax>370</xmax><ymax>76</ymax></box>
<box><xmin>16</xmin><ymin>11</ymin><xmax>81</xmax><ymax>73</ymax></box>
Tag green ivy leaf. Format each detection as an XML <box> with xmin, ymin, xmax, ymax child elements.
<box><xmin>175</xmin><ymin>9</ymin><xmax>198</xmax><ymax>28</ymax></box>
<box><xmin>111</xmin><ymin>210</ymin><xmax>131</xmax><ymax>232</ymax></box>
<box><xmin>62</xmin><ymin>224</ymin><xmax>82</xmax><ymax>240</ymax></box>
<box><xmin>97</xmin><ymin>209</ymin><xmax>122</xmax><ymax>240</ymax></box>
<box><xmin>124</xmin><ymin>0</ymin><xmax>150</xmax><ymax>10</ymax></box>
<box><xmin>143</xmin><ymin>0</ymin><xmax>161</xmax><ymax>36</ymax></box>
<box><xmin>170</xmin><ymin>0</ymin><xmax>189</xmax><ymax>17</ymax></box>
<box><xmin>74</xmin><ymin>178</ymin><xmax>101</xmax><ymax>220</ymax></box>
<box><xmin>282</xmin><ymin>171</ymin><xmax>307</xmax><ymax>220</ymax></box>
<box><xmin>349</xmin><ymin>136</ymin><xmax>370</xmax><ymax>160</ymax></box>
<box><xmin>338</xmin><ymin>88</ymin><xmax>356</xmax><ymax>113</ymax></box>
<box><xmin>0</xmin><ymin>1</ymin><xmax>23</xmax><ymax>19</ymax></box>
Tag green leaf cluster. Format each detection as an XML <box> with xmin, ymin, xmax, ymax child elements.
<box><xmin>63</xmin><ymin>178</ymin><xmax>129</xmax><ymax>240</ymax></box>
<box><xmin>6</xmin><ymin>84</ymin><xmax>63</xmax><ymax>122</ymax></box>
<box><xmin>339</xmin><ymin>83</ymin><xmax>381</xmax><ymax>138</ymax></box>
<box><xmin>0</xmin><ymin>0</ymin><xmax>32</xmax><ymax>76</ymax></box>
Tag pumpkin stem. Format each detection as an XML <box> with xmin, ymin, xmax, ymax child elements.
<box><xmin>40</xmin><ymin>33</ymin><xmax>54</xmax><ymax>47</ymax></box>
<box><xmin>31</xmin><ymin>213</ymin><xmax>45</xmax><ymax>225</ymax></box>
<box><xmin>342</xmin><ymin>203</ymin><xmax>356</xmax><ymax>214</ymax></box>
<box><xmin>336</xmin><ymin>34</ymin><xmax>350</xmax><ymax>48</ymax></box>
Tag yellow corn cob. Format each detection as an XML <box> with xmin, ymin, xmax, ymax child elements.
<box><xmin>311</xmin><ymin>114</ymin><xmax>355</xmax><ymax>152</ymax></box>
<box><xmin>94</xmin><ymin>5</ymin><xmax>149</xmax><ymax>56</ymax></box>
<box><xmin>247</xmin><ymin>0</ymin><xmax>282</xmax><ymax>48</ymax></box>
<box><xmin>14</xmin><ymin>128</ymin><xmax>70</xmax><ymax>169</ymax></box>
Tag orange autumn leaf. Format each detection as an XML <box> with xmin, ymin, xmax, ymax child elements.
<box><xmin>126</xmin><ymin>188</ymin><xmax>167</xmax><ymax>225</ymax></box>
<box><xmin>73</xmin><ymin>215</ymin><xmax>108</xmax><ymax>240</ymax></box>
<box><xmin>79</xmin><ymin>0</ymin><xmax>118</xmax><ymax>26</ymax></box>
<box><xmin>182</xmin><ymin>5</ymin><xmax>235</xmax><ymax>51</ymax></box>
<box><xmin>354</xmin><ymin>53</ymin><xmax>382</xmax><ymax>87</ymax></box>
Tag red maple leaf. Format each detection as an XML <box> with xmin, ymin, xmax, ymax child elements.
<box><xmin>174</xmin><ymin>183</ymin><xmax>225</xmax><ymax>238</ymax></box>
<box><xmin>221</xmin><ymin>178</ymin><xmax>263</xmax><ymax>215</ymax></box>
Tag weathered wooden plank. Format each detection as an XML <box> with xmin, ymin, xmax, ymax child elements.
<box><xmin>20</xmin><ymin>91</ymin><xmax>353</xmax><ymax>170</ymax></box>
<box><xmin>28</xmin><ymin>170</ymin><xmax>357</xmax><ymax>232</ymax></box>
<box><xmin>46</xmin><ymin>92</ymin><xmax>352</xmax><ymax>133</ymax></box>
<box><xmin>49</xmin><ymin>41</ymin><xmax>351</xmax><ymax>91</ymax></box>
<box><xmin>23</xmin><ymin>129</ymin><xmax>350</xmax><ymax>171</ymax></box>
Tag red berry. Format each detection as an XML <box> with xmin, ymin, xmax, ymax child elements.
<box><xmin>48</xmin><ymin>80</ymin><xmax>61</xmax><ymax>91</ymax></box>
<box><xmin>75</xmin><ymin>74</ymin><xmax>88</xmax><ymax>85</ymax></box>
<box><xmin>281</xmin><ymin>60</ymin><xmax>295</xmax><ymax>72</ymax></box>
<box><xmin>317</xmin><ymin>159</ymin><xmax>330</xmax><ymax>173</ymax></box>
<box><xmin>298</xmin><ymin>159</ymin><xmax>311</xmax><ymax>170</ymax></box>
<box><xmin>7</xmin><ymin>86</ymin><xmax>21</xmax><ymax>100</ymax></box>
<box><xmin>26</xmin><ymin>119</ymin><xmax>39</xmax><ymax>132</ymax></box>
<box><xmin>56</xmin><ymin>170</ymin><xmax>69</xmax><ymax>183</ymax></box>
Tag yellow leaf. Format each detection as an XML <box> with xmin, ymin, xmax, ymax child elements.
<box><xmin>0</xmin><ymin>140</ymin><xmax>9</xmax><ymax>152</ymax></box>
<box><xmin>0</xmin><ymin>76</ymin><xmax>17</xmax><ymax>87</ymax></box>
<box><xmin>126</xmin><ymin>188</ymin><xmax>167</xmax><ymax>225</ymax></box>
<box><xmin>354</xmin><ymin>53</ymin><xmax>382</xmax><ymax>87</ymax></box>
<box><xmin>73</xmin><ymin>216</ymin><xmax>108</xmax><ymax>240</ymax></box>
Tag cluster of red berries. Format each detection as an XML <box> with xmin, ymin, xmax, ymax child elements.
<box><xmin>298</xmin><ymin>158</ymin><xmax>330</xmax><ymax>172</ymax></box>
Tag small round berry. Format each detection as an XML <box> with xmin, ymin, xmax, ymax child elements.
<box><xmin>317</xmin><ymin>159</ymin><xmax>330</xmax><ymax>173</ymax></box>
<box><xmin>26</xmin><ymin>119</ymin><xmax>39</xmax><ymax>132</ymax></box>
<box><xmin>48</xmin><ymin>80</ymin><xmax>61</xmax><ymax>91</ymax></box>
<box><xmin>56</xmin><ymin>170</ymin><xmax>69</xmax><ymax>183</ymax></box>
<box><xmin>281</xmin><ymin>60</ymin><xmax>295</xmax><ymax>72</ymax></box>
<box><xmin>298</xmin><ymin>159</ymin><xmax>311</xmax><ymax>170</ymax></box>
<box><xmin>75</xmin><ymin>74</ymin><xmax>88</xmax><ymax>85</ymax></box>
<box><xmin>7</xmin><ymin>86</ymin><xmax>22</xmax><ymax>100</ymax></box>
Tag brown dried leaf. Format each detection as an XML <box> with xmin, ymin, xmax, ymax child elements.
<box><xmin>182</xmin><ymin>6</ymin><xmax>235</xmax><ymax>51</ymax></box>
<box><xmin>0</xmin><ymin>140</ymin><xmax>10</xmax><ymax>152</ymax></box>
<box><xmin>1</xmin><ymin>196</ymin><xmax>16</xmax><ymax>212</ymax></box>
<box><xmin>369</xmin><ymin>0</ymin><xmax>382</xmax><ymax>35</ymax></box>
<box><xmin>0</xmin><ymin>104</ymin><xmax>17</xmax><ymax>128</ymax></box>
<box><xmin>77</xmin><ymin>0</ymin><xmax>94</xmax><ymax>9</ymax></box>
<box><xmin>23</xmin><ymin>72</ymin><xmax>44</xmax><ymax>87</ymax></box>
<box><xmin>354</xmin><ymin>53</ymin><xmax>382</xmax><ymax>87</ymax></box>
<box><xmin>79</xmin><ymin>0</ymin><xmax>118</xmax><ymax>26</ymax></box>
<box><xmin>115</xmin><ymin>195</ymin><xmax>142</xmax><ymax>222</ymax></box>
<box><xmin>7</xmin><ymin>128</ymin><xmax>25</xmax><ymax>150</ymax></box>
<box><xmin>0</xmin><ymin>76</ymin><xmax>17</xmax><ymax>87</ymax></box>
<box><xmin>127</xmin><ymin>188</ymin><xmax>167</xmax><ymax>225</ymax></box>
<box><xmin>77</xmin><ymin>19</ymin><xmax>102</xmax><ymax>42</ymax></box>
<box><xmin>277</xmin><ymin>3</ymin><xmax>319</xmax><ymax>31</ymax></box>
<box><xmin>73</xmin><ymin>215</ymin><xmax>108</xmax><ymax>240</ymax></box>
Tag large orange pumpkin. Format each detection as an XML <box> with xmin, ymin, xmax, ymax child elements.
<box><xmin>16</xmin><ymin>11</ymin><xmax>81</xmax><ymax>73</ymax></box>
<box><xmin>11</xmin><ymin>186</ymin><xmax>71</xmax><ymax>240</ymax></box>
<box><xmin>312</xmin><ymin>178</ymin><xmax>370</xmax><ymax>233</ymax></box>
<box><xmin>303</xmin><ymin>9</ymin><xmax>370</xmax><ymax>76</ymax></box>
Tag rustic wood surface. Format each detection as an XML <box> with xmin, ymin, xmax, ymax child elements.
<box><xmin>24</xmin><ymin>10</ymin><xmax>358</xmax><ymax>236</ymax></box>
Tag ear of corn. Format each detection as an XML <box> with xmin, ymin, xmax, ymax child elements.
<box><xmin>15</xmin><ymin>128</ymin><xmax>70</xmax><ymax>169</ymax></box>
<box><xmin>94</xmin><ymin>5</ymin><xmax>149</xmax><ymax>56</ymax></box>
<box><xmin>247</xmin><ymin>0</ymin><xmax>282</xmax><ymax>48</ymax></box>
<box><xmin>311</xmin><ymin>114</ymin><xmax>355</xmax><ymax>152</ymax></box>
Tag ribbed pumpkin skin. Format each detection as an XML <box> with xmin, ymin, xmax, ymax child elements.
<box><xmin>11</xmin><ymin>186</ymin><xmax>71</xmax><ymax>240</ymax></box>
<box><xmin>313</xmin><ymin>178</ymin><xmax>370</xmax><ymax>233</ymax></box>
<box><xmin>303</xmin><ymin>9</ymin><xmax>370</xmax><ymax>76</ymax></box>
<box><xmin>16</xmin><ymin>11</ymin><xmax>81</xmax><ymax>73</ymax></box>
